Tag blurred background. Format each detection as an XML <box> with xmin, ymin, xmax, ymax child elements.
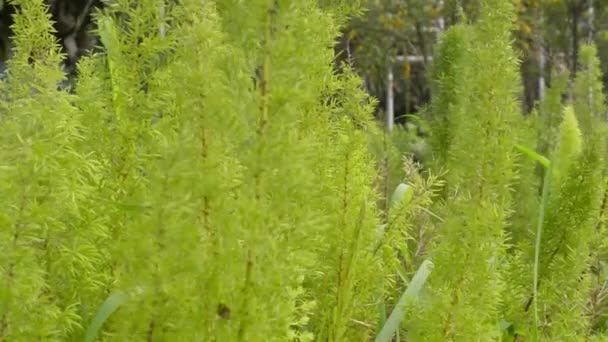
<box><xmin>0</xmin><ymin>0</ymin><xmax>606</xmax><ymax>126</ymax></box>
<box><xmin>336</xmin><ymin>0</ymin><xmax>608</xmax><ymax>127</ymax></box>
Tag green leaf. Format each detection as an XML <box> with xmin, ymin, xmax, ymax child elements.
<box><xmin>515</xmin><ymin>144</ymin><xmax>550</xmax><ymax>169</ymax></box>
<box><xmin>402</xmin><ymin>114</ymin><xmax>432</xmax><ymax>133</ymax></box>
<box><xmin>377</xmin><ymin>285</ymin><xmax>387</xmax><ymax>333</ymax></box>
<box><xmin>97</xmin><ymin>17</ymin><xmax>117</xmax><ymax>57</ymax></box>
<box><xmin>375</xmin><ymin>260</ymin><xmax>434</xmax><ymax>342</ymax></box>
<box><xmin>83</xmin><ymin>291</ymin><xmax>128</xmax><ymax>342</ymax></box>
<box><xmin>498</xmin><ymin>318</ymin><xmax>511</xmax><ymax>331</ymax></box>
<box><xmin>390</xmin><ymin>183</ymin><xmax>413</xmax><ymax>207</ymax></box>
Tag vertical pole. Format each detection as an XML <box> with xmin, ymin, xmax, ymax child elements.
<box><xmin>538</xmin><ymin>7</ymin><xmax>545</xmax><ymax>101</ymax></box>
<box><xmin>159</xmin><ymin>1</ymin><xmax>166</xmax><ymax>39</ymax></box>
<box><xmin>386</xmin><ymin>64</ymin><xmax>394</xmax><ymax>132</ymax></box>
<box><xmin>437</xmin><ymin>0</ymin><xmax>445</xmax><ymax>33</ymax></box>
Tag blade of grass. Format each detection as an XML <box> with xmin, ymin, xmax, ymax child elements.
<box><xmin>390</xmin><ymin>183</ymin><xmax>413</xmax><ymax>207</ymax></box>
<box><xmin>515</xmin><ymin>144</ymin><xmax>550</xmax><ymax>169</ymax></box>
<box><xmin>532</xmin><ymin>167</ymin><xmax>551</xmax><ymax>342</ymax></box>
<box><xmin>377</xmin><ymin>183</ymin><xmax>414</xmax><ymax>327</ymax></box>
<box><xmin>374</xmin><ymin>260</ymin><xmax>434</xmax><ymax>342</ymax></box>
<box><xmin>377</xmin><ymin>283</ymin><xmax>387</xmax><ymax>332</ymax></box>
<box><xmin>515</xmin><ymin>144</ymin><xmax>551</xmax><ymax>342</ymax></box>
<box><xmin>83</xmin><ymin>291</ymin><xmax>128</xmax><ymax>342</ymax></box>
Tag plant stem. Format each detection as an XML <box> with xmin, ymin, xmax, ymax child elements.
<box><xmin>532</xmin><ymin>166</ymin><xmax>552</xmax><ymax>341</ymax></box>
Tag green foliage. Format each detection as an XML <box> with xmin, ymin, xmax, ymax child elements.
<box><xmin>552</xmin><ymin>106</ymin><xmax>583</xmax><ymax>182</ymax></box>
<box><xmin>428</xmin><ymin>24</ymin><xmax>470</xmax><ymax>170</ymax></box>
<box><xmin>509</xmin><ymin>113</ymin><xmax>542</xmax><ymax>247</ymax></box>
<box><xmin>2</xmin><ymin>0</ymin><xmax>608</xmax><ymax>341</ymax></box>
<box><xmin>504</xmin><ymin>49</ymin><xmax>608</xmax><ymax>341</ymax></box>
<box><xmin>407</xmin><ymin>0</ymin><xmax>524</xmax><ymax>339</ymax></box>
<box><xmin>534</xmin><ymin>110</ymin><xmax>604</xmax><ymax>340</ymax></box>
<box><xmin>375</xmin><ymin>259</ymin><xmax>433</xmax><ymax>342</ymax></box>
<box><xmin>83</xmin><ymin>292</ymin><xmax>128</xmax><ymax>342</ymax></box>
<box><xmin>573</xmin><ymin>42</ymin><xmax>608</xmax><ymax>338</ymax></box>
<box><xmin>537</xmin><ymin>70</ymin><xmax>570</xmax><ymax>156</ymax></box>
<box><xmin>1</xmin><ymin>0</ymin><xmax>397</xmax><ymax>340</ymax></box>
<box><xmin>573</xmin><ymin>44</ymin><xmax>607</xmax><ymax>137</ymax></box>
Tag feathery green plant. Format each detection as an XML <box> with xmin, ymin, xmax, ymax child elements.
<box><xmin>573</xmin><ymin>43</ymin><xmax>608</xmax><ymax>338</ymax></box>
<box><xmin>3</xmin><ymin>0</ymin><xmax>608</xmax><ymax>341</ymax></box>
<box><xmin>0</xmin><ymin>0</ymin><xmax>110</xmax><ymax>339</ymax></box>
<box><xmin>428</xmin><ymin>24</ymin><xmax>470</xmax><ymax>171</ymax></box>
<box><xmin>534</xmin><ymin>106</ymin><xmax>604</xmax><ymax>340</ymax></box>
<box><xmin>408</xmin><ymin>0</ymin><xmax>523</xmax><ymax>339</ymax></box>
<box><xmin>1</xmin><ymin>0</ymin><xmax>396</xmax><ymax>340</ymax></box>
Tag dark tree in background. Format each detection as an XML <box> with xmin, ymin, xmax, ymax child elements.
<box><xmin>0</xmin><ymin>0</ymin><xmax>104</xmax><ymax>73</ymax></box>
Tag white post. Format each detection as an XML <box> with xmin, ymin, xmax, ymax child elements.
<box><xmin>159</xmin><ymin>1</ymin><xmax>166</xmax><ymax>38</ymax></box>
<box><xmin>437</xmin><ymin>0</ymin><xmax>445</xmax><ymax>34</ymax></box>
<box><xmin>386</xmin><ymin>64</ymin><xmax>394</xmax><ymax>132</ymax></box>
<box><xmin>539</xmin><ymin>52</ymin><xmax>546</xmax><ymax>101</ymax></box>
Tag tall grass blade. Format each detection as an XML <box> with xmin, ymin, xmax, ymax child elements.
<box><xmin>83</xmin><ymin>291</ymin><xmax>128</xmax><ymax>342</ymax></box>
<box><xmin>515</xmin><ymin>144</ymin><xmax>551</xmax><ymax>342</ymax></box>
<box><xmin>515</xmin><ymin>144</ymin><xmax>551</xmax><ymax>169</ymax></box>
<box><xmin>374</xmin><ymin>260</ymin><xmax>434</xmax><ymax>342</ymax></box>
<box><xmin>377</xmin><ymin>183</ymin><xmax>414</xmax><ymax>329</ymax></box>
<box><xmin>532</xmin><ymin>168</ymin><xmax>551</xmax><ymax>342</ymax></box>
<box><xmin>377</xmin><ymin>283</ymin><xmax>387</xmax><ymax>332</ymax></box>
<box><xmin>390</xmin><ymin>183</ymin><xmax>413</xmax><ymax>208</ymax></box>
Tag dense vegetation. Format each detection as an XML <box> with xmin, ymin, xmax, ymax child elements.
<box><xmin>1</xmin><ymin>0</ymin><xmax>608</xmax><ymax>341</ymax></box>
